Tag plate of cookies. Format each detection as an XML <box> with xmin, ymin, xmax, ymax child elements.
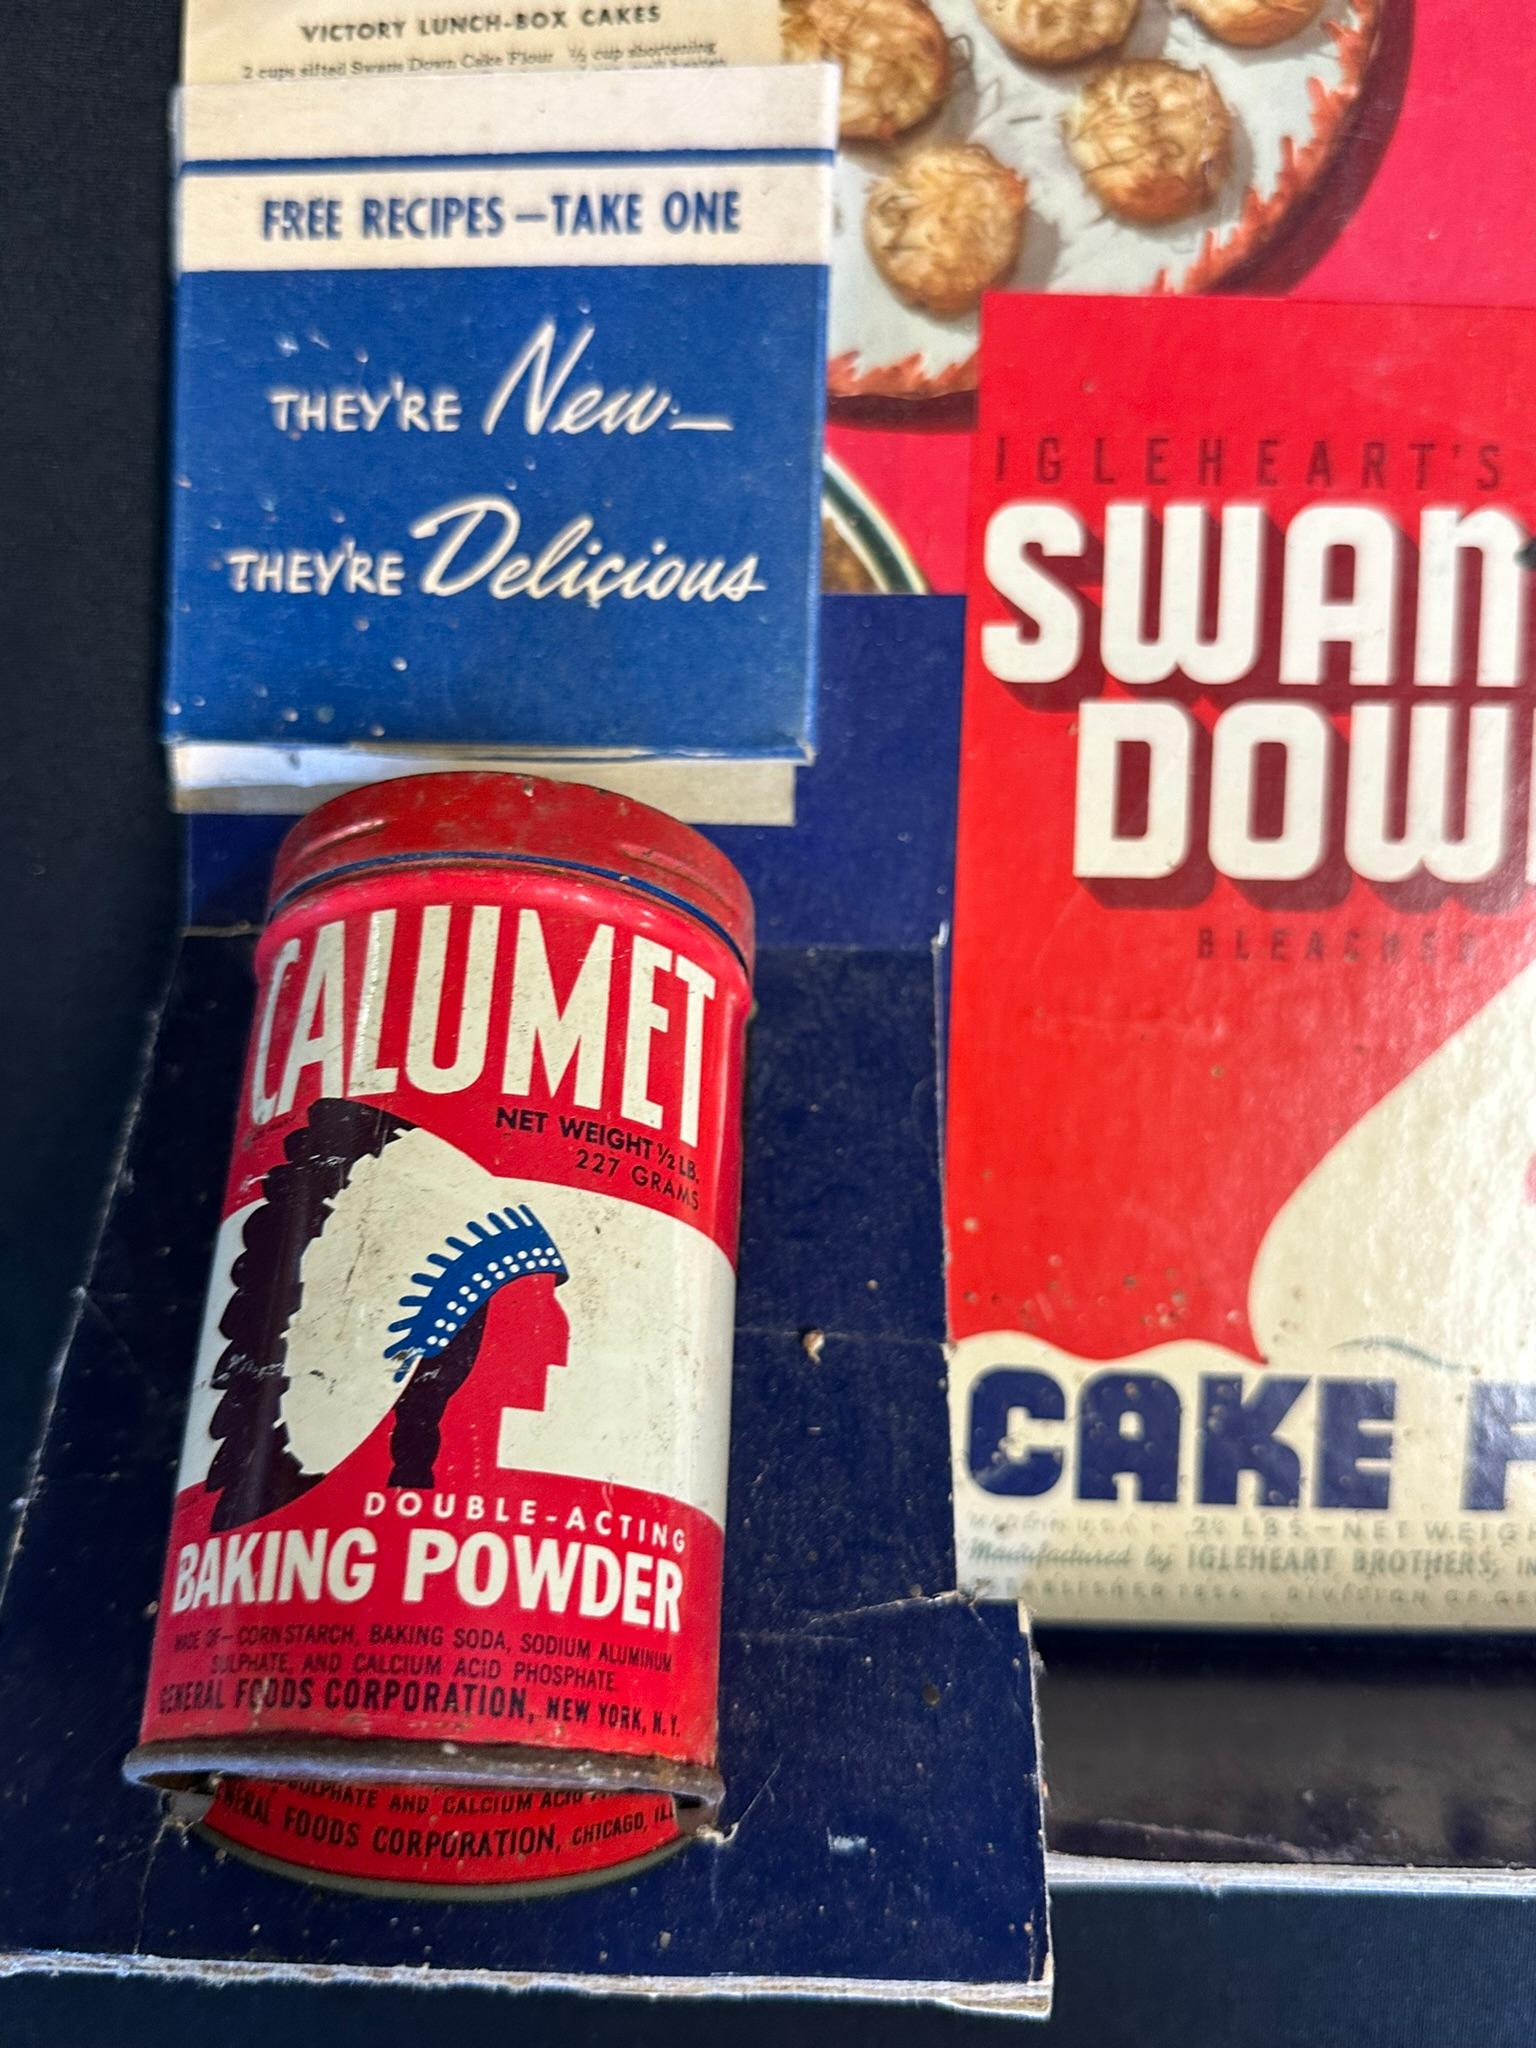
<box><xmin>786</xmin><ymin>0</ymin><xmax>1387</xmax><ymax>395</ymax></box>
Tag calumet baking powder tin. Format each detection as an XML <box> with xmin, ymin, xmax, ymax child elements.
<box><xmin>126</xmin><ymin>772</ymin><xmax>753</xmax><ymax>1816</ymax></box>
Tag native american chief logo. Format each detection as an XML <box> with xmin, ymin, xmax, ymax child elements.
<box><xmin>205</xmin><ymin>1098</ymin><xmax>571</xmax><ymax>1531</ymax></box>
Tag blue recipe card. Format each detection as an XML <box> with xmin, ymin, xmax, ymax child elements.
<box><xmin>166</xmin><ymin>64</ymin><xmax>835</xmax><ymax>784</ymax></box>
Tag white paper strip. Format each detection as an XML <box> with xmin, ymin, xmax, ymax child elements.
<box><xmin>182</xmin><ymin>0</ymin><xmax>784</xmax><ymax>87</ymax></box>
<box><xmin>176</xmin><ymin>63</ymin><xmax>835</xmax><ymax>165</ymax></box>
<box><xmin>170</xmin><ymin>742</ymin><xmax>798</xmax><ymax>825</ymax></box>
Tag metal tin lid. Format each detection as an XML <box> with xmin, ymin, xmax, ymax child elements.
<box><xmin>269</xmin><ymin>772</ymin><xmax>754</xmax><ymax>971</ymax></box>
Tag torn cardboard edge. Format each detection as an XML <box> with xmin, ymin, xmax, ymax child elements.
<box><xmin>0</xmin><ymin>1946</ymin><xmax>1051</xmax><ymax>2014</ymax></box>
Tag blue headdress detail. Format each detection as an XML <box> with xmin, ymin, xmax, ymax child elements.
<box><xmin>384</xmin><ymin>1204</ymin><xmax>568</xmax><ymax>1379</ymax></box>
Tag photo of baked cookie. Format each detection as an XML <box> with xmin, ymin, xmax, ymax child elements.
<box><xmin>821</xmin><ymin>0</ymin><xmax>1391</xmax><ymax>397</ymax></box>
<box><xmin>976</xmin><ymin>0</ymin><xmax>1140</xmax><ymax>67</ymax></box>
<box><xmin>1174</xmin><ymin>0</ymin><xmax>1324</xmax><ymax>45</ymax></box>
<box><xmin>865</xmin><ymin>144</ymin><xmax>1029</xmax><ymax>315</ymax></box>
<box><xmin>782</xmin><ymin>0</ymin><xmax>954</xmax><ymax>143</ymax></box>
<box><xmin>1064</xmin><ymin>59</ymin><xmax>1232</xmax><ymax>223</ymax></box>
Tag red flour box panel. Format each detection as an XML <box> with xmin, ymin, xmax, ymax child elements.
<box><xmin>128</xmin><ymin>773</ymin><xmax>751</xmax><ymax>1801</ymax></box>
<box><xmin>947</xmin><ymin>295</ymin><xmax>1536</xmax><ymax>1628</ymax></box>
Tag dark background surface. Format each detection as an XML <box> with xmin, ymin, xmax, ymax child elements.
<box><xmin>7</xmin><ymin>0</ymin><xmax>1536</xmax><ymax>2040</ymax></box>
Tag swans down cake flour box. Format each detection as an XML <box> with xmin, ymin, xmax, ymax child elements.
<box><xmin>947</xmin><ymin>293</ymin><xmax>1536</xmax><ymax>1629</ymax></box>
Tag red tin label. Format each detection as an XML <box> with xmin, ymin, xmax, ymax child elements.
<box><xmin>203</xmin><ymin>1776</ymin><xmax>684</xmax><ymax>1895</ymax></box>
<box><xmin>141</xmin><ymin>859</ymin><xmax>749</xmax><ymax>1766</ymax></box>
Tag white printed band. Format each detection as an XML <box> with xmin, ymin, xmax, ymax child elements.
<box><xmin>180</xmin><ymin>1174</ymin><xmax>737</xmax><ymax>1523</ymax></box>
<box><xmin>176</xmin><ymin>64</ymin><xmax>837</xmax><ymax>163</ymax></box>
<box><xmin>178</xmin><ymin>159</ymin><xmax>833</xmax><ymax>272</ymax></box>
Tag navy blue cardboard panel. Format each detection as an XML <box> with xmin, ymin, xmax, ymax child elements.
<box><xmin>739</xmin><ymin>947</ymin><xmax>945</xmax><ymax>1347</ymax></box>
<box><xmin>710</xmin><ymin>596</ymin><xmax>963</xmax><ymax>952</ymax></box>
<box><xmin>0</xmin><ymin>933</ymin><xmax>1046</xmax><ymax>2005</ymax></box>
<box><xmin>725</xmin><ymin>1329</ymin><xmax>952</xmax><ymax>1631</ymax></box>
<box><xmin>182</xmin><ymin>595</ymin><xmax>965</xmax><ymax>948</ymax></box>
